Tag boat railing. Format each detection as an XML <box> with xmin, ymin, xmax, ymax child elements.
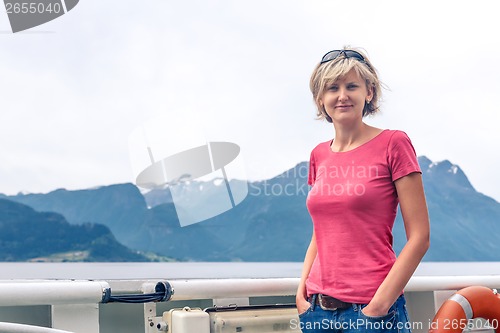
<box><xmin>1</xmin><ymin>275</ymin><xmax>500</xmax><ymax>333</ymax></box>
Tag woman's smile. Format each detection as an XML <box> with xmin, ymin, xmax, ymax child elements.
<box><xmin>335</xmin><ymin>104</ymin><xmax>353</xmax><ymax>110</ymax></box>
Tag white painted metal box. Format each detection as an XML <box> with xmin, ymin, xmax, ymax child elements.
<box><xmin>209</xmin><ymin>308</ymin><xmax>300</xmax><ymax>333</ymax></box>
<box><xmin>162</xmin><ymin>307</ymin><xmax>210</xmax><ymax>333</ymax></box>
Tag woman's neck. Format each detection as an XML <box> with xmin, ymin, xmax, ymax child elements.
<box><xmin>331</xmin><ymin>122</ymin><xmax>378</xmax><ymax>152</ymax></box>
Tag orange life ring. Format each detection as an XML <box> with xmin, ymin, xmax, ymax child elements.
<box><xmin>429</xmin><ymin>286</ymin><xmax>500</xmax><ymax>332</ymax></box>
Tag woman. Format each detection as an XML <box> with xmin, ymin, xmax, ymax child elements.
<box><xmin>296</xmin><ymin>48</ymin><xmax>430</xmax><ymax>333</ymax></box>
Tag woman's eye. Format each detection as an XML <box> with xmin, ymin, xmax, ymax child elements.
<box><xmin>348</xmin><ymin>84</ymin><xmax>358</xmax><ymax>89</ymax></box>
<box><xmin>328</xmin><ymin>86</ymin><xmax>338</xmax><ymax>91</ymax></box>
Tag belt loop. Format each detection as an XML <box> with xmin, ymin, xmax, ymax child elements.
<box><xmin>311</xmin><ymin>294</ymin><xmax>317</xmax><ymax>311</ymax></box>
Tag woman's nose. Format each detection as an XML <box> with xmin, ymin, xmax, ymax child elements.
<box><xmin>338</xmin><ymin>87</ymin><xmax>348</xmax><ymax>101</ymax></box>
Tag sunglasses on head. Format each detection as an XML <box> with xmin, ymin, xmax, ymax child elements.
<box><xmin>320</xmin><ymin>50</ymin><xmax>367</xmax><ymax>65</ymax></box>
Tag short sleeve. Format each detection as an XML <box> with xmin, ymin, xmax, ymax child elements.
<box><xmin>387</xmin><ymin>131</ymin><xmax>421</xmax><ymax>181</ymax></box>
<box><xmin>308</xmin><ymin>150</ymin><xmax>316</xmax><ymax>186</ymax></box>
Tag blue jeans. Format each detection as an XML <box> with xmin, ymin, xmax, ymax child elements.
<box><xmin>297</xmin><ymin>294</ymin><xmax>412</xmax><ymax>333</ymax></box>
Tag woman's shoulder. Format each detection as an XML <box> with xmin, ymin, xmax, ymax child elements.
<box><xmin>377</xmin><ymin>128</ymin><xmax>407</xmax><ymax>137</ymax></box>
<box><xmin>368</xmin><ymin>129</ymin><xmax>416</xmax><ymax>154</ymax></box>
<box><xmin>371</xmin><ymin>129</ymin><xmax>413</xmax><ymax>145</ymax></box>
<box><xmin>384</xmin><ymin>129</ymin><xmax>414</xmax><ymax>144</ymax></box>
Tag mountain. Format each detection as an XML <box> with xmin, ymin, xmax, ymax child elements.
<box><xmin>393</xmin><ymin>156</ymin><xmax>500</xmax><ymax>261</ymax></box>
<box><xmin>3</xmin><ymin>156</ymin><xmax>499</xmax><ymax>261</ymax></box>
<box><xmin>0</xmin><ymin>199</ymin><xmax>149</xmax><ymax>262</ymax></box>
<box><xmin>5</xmin><ymin>183</ymin><xmax>241</xmax><ymax>261</ymax></box>
<box><xmin>6</xmin><ymin>183</ymin><xmax>149</xmax><ymax>244</ymax></box>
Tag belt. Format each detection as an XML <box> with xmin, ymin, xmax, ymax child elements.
<box><xmin>315</xmin><ymin>294</ymin><xmax>352</xmax><ymax>310</ymax></box>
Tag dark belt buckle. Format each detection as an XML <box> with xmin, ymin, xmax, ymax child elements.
<box><xmin>317</xmin><ymin>294</ymin><xmax>352</xmax><ymax>311</ymax></box>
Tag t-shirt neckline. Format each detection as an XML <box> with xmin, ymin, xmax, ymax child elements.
<box><xmin>329</xmin><ymin>129</ymin><xmax>388</xmax><ymax>154</ymax></box>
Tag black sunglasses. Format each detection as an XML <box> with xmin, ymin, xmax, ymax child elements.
<box><xmin>320</xmin><ymin>50</ymin><xmax>367</xmax><ymax>65</ymax></box>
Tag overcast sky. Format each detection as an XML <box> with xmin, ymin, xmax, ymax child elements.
<box><xmin>1</xmin><ymin>0</ymin><xmax>499</xmax><ymax>202</ymax></box>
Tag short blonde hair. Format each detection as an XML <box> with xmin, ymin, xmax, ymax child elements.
<box><xmin>309</xmin><ymin>47</ymin><xmax>382</xmax><ymax>122</ymax></box>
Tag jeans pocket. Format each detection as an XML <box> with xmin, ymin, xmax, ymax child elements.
<box><xmin>358</xmin><ymin>305</ymin><xmax>397</xmax><ymax>332</ymax></box>
<box><xmin>298</xmin><ymin>303</ymin><xmax>313</xmax><ymax>318</ymax></box>
<box><xmin>360</xmin><ymin>307</ymin><xmax>396</xmax><ymax>321</ymax></box>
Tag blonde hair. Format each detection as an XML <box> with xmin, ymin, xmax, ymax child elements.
<box><xmin>309</xmin><ymin>47</ymin><xmax>382</xmax><ymax>122</ymax></box>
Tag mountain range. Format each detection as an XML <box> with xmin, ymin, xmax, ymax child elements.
<box><xmin>0</xmin><ymin>199</ymin><xmax>149</xmax><ymax>262</ymax></box>
<box><xmin>1</xmin><ymin>155</ymin><xmax>499</xmax><ymax>261</ymax></box>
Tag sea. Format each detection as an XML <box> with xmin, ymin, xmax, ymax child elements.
<box><xmin>1</xmin><ymin>262</ymin><xmax>500</xmax><ymax>280</ymax></box>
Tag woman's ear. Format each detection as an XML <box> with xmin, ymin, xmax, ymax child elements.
<box><xmin>366</xmin><ymin>84</ymin><xmax>374</xmax><ymax>102</ymax></box>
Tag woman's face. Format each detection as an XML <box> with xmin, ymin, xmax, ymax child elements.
<box><xmin>320</xmin><ymin>69</ymin><xmax>373</xmax><ymax>124</ymax></box>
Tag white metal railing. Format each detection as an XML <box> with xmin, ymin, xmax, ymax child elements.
<box><xmin>2</xmin><ymin>276</ymin><xmax>500</xmax><ymax>306</ymax></box>
<box><xmin>2</xmin><ymin>275</ymin><xmax>500</xmax><ymax>333</ymax></box>
<box><xmin>0</xmin><ymin>280</ymin><xmax>109</xmax><ymax>306</ymax></box>
<box><xmin>406</xmin><ymin>275</ymin><xmax>500</xmax><ymax>291</ymax></box>
<box><xmin>140</xmin><ymin>278</ymin><xmax>297</xmax><ymax>301</ymax></box>
<box><xmin>137</xmin><ymin>275</ymin><xmax>500</xmax><ymax>301</ymax></box>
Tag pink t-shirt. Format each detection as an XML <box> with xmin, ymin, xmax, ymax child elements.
<box><xmin>305</xmin><ymin>129</ymin><xmax>421</xmax><ymax>304</ymax></box>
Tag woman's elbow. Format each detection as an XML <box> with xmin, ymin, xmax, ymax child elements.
<box><xmin>416</xmin><ymin>226</ymin><xmax>430</xmax><ymax>254</ymax></box>
<box><xmin>408</xmin><ymin>222</ymin><xmax>430</xmax><ymax>254</ymax></box>
<box><xmin>422</xmin><ymin>236</ymin><xmax>430</xmax><ymax>253</ymax></box>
